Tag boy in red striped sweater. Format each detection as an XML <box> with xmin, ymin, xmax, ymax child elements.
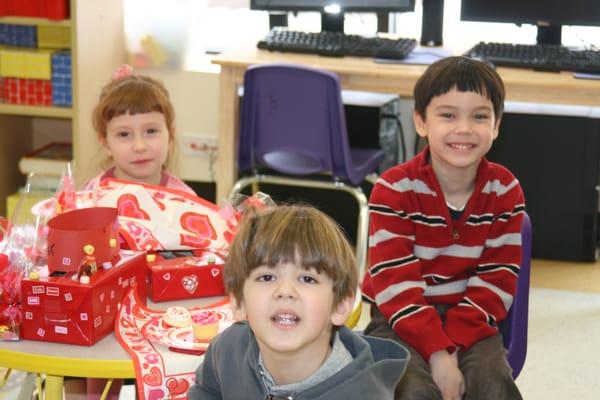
<box><xmin>362</xmin><ymin>56</ymin><xmax>524</xmax><ymax>400</ymax></box>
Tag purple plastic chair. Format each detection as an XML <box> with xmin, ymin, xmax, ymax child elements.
<box><xmin>499</xmin><ymin>212</ymin><xmax>532</xmax><ymax>379</ymax></box>
<box><xmin>230</xmin><ymin>63</ymin><xmax>385</xmax><ymax>278</ymax></box>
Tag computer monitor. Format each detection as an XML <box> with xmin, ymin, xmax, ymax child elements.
<box><xmin>461</xmin><ymin>0</ymin><xmax>600</xmax><ymax>46</ymax></box>
<box><xmin>251</xmin><ymin>0</ymin><xmax>415</xmax><ymax>32</ymax></box>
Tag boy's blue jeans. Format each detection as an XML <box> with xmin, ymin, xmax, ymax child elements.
<box><xmin>365</xmin><ymin>306</ymin><xmax>522</xmax><ymax>400</ymax></box>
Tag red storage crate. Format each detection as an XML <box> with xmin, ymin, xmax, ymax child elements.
<box><xmin>21</xmin><ymin>251</ymin><xmax>148</xmax><ymax>346</ymax></box>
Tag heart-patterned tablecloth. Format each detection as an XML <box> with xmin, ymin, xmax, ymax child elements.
<box><xmin>95</xmin><ymin>179</ymin><xmax>236</xmax><ymax>254</ymax></box>
<box><xmin>115</xmin><ymin>287</ymin><xmax>233</xmax><ymax>399</ymax></box>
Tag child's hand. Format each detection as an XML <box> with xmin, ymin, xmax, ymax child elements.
<box><xmin>429</xmin><ymin>349</ymin><xmax>465</xmax><ymax>400</ymax></box>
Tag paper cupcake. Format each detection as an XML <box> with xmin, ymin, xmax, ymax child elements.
<box><xmin>192</xmin><ymin>310</ymin><xmax>219</xmax><ymax>341</ymax></box>
<box><xmin>163</xmin><ymin>306</ymin><xmax>192</xmax><ymax>328</ymax></box>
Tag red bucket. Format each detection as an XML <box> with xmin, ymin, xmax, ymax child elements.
<box><xmin>47</xmin><ymin>207</ymin><xmax>120</xmax><ymax>273</ymax></box>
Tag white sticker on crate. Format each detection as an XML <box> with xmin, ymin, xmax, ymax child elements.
<box><xmin>47</xmin><ymin>287</ymin><xmax>59</xmax><ymax>296</ymax></box>
<box><xmin>55</xmin><ymin>326</ymin><xmax>68</xmax><ymax>335</ymax></box>
<box><xmin>27</xmin><ymin>296</ymin><xmax>39</xmax><ymax>305</ymax></box>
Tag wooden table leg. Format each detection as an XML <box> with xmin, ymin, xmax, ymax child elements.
<box><xmin>100</xmin><ymin>378</ymin><xmax>114</xmax><ymax>400</ymax></box>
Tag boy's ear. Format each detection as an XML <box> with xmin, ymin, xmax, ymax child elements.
<box><xmin>492</xmin><ymin>117</ymin><xmax>502</xmax><ymax>140</ymax></box>
<box><xmin>330</xmin><ymin>295</ymin><xmax>355</xmax><ymax>327</ymax></box>
<box><xmin>413</xmin><ymin>110</ymin><xmax>428</xmax><ymax>138</ymax></box>
<box><xmin>229</xmin><ymin>294</ymin><xmax>247</xmax><ymax>322</ymax></box>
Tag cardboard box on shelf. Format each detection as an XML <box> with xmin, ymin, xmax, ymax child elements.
<box><xmin>2</xmin><ymin>77</ymin><xmax>52</xmax><ymax>106</ymax></box>
<box><xmin>5</xmin><ymin>189</ymin><xmax>53</xmax><ymax>221</ymax></box>
<box><xmin>18</xmin><ymin>142</ymin><xmax>72</xmax><ymax>177</ymax></box>
<box><xmin>0</xmin><ymin>0</ymin><xmax>69</xmax><ymax>20</ymax></box>
<box><xmin>0</xmin><ymin>24</ymin><xmax>36</xmax><ymax>48</ymax></box>
<box><xmin>50</xmin><ymin>51</ymin><xmax>71</xmax><ymax>106</ymax></box>
<box><xmin>38</xmin><ymin>25</ymin><xmax>70</xmax><ymax>49</ymax></box>
<box><xmin>0</xmin><ymin>48</ymin><xmax>52</xmax><ymax>80</ymax></box>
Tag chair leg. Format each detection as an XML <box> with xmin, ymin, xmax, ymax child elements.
<box><xmin>0</xmin><ymin>367</ymin><xmax>10</xmax><ymax>390</ymax></box>
<box><xmin>354</xmin><ymin>189</ymin><xmax>369</xmax><ymax>280</ymax></box>
<box><xmin>44</xmin><ymin>375</ymin><xmax>63</xmax><ymax>400</ymax></box>
<box><xmin>228</xmin><ymin>176</ymin><xmax>261</xmax><ymax>200</ymax></box>
<box><xmin>364</xmin><ymin>173</ymin><xmax>379</xmax><ymax>186</ymax></box>
<box><xmin>99</xmin><ymin>379</ymin><xmax>114</xmax><ymax>400</ymax></box>
<box><xmin>16</xmin><ymin>373</ymin><xmax>36</xmax><ymax>400</ymax></box>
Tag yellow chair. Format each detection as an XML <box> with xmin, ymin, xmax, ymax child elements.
<box><xmin>344</xmin><ymin>289</ymin><xmax>363</xmax><ymax>329</ymax></box>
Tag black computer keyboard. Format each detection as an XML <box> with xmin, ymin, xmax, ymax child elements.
<box><xmin>257</xmin><ymin>28</ymin><xmax>417</xmax><ymax>60</ymax></box>
<box><xmin>465</xmin><ymin>42</ymin><xmax>600</xmax><ymax>74</ymax></box>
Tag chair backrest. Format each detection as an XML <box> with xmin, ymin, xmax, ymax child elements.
<box><xmin>499</xmin><ymin>212</ymin><xmax>532</xmax><ymax>379</ymax></box>
<box><xmin>238</xmin><ymin>63</ymin><xmax>364</xmax><ymax>184</ymax></box>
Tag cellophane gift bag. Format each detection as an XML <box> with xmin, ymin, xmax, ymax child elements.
<box><xmin>0</xmin><ymin>172</ymin><xmax>60</xmax><ymax>340</ymax></box>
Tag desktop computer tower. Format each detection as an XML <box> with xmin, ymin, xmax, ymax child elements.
<box><xmin>342</xmin><ymin>91</ymin><xmax>401</xmax><ymax>173</ymax></box>
<box><xmin>487</xmin><ymin>112</ymin><xmax>600</xmax><ymax>261</ymax></box>
<box><xmin>421</xmin><ymin>0</ymin><xmax>444</xmax><ymax>46</ymax></box>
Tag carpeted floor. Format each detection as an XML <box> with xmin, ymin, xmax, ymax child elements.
<box><xmin>516</xmin><ymin>288</ymin><xmax>600</xmax><ymax>399</ymax></box>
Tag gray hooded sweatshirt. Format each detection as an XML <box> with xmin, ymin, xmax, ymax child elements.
<box><xmin>188</xmin><ymin>322</ymin><xmax>410</xmax><ymax>400</ymax></box>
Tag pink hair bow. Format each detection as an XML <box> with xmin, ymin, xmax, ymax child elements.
<box><xmin>112</xmin><ymin>64</ymin><xmax>134</xmax><ymax>81</ymax></box>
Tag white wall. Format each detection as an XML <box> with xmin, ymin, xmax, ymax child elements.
<box><xmin>135</xmin><ymin>0</ymin><xmax>600</xmax><ymax>182</ymax></box>
<box><xmin>136</xmin><ymin>68</ymin><xmax>220</xmax><ymax>182</ymax></box>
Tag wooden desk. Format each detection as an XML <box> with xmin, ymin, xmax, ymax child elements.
<box><xmin>211</xmin><ymin>47</ymin><xmax>600</xmax><ymax>203</ymax></box>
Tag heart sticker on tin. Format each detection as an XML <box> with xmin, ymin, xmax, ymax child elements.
<box><xmin>182</xmin><ymin>275</ymin><xmax>198</xmax><ymax>293</ymax></box>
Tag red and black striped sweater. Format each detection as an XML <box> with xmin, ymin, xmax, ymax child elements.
<box><xmin>362</xmin><ymin>148</ymin><xmax>525</xmax><ymax>360</ymax></box>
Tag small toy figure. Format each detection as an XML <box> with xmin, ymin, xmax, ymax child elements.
<box><xmin>74</xmin><ymin>244</ymin><xmax>97</xmax><ymax>281</ymax></box>
<box><xmin>83</xmin><ymin>244</ymin><xmax>97</xmax><ymax>274</ymax></box>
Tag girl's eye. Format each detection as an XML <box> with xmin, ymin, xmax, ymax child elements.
<box><xmin>474</xmin><ymin>114</ymin><xmax>490</xmax><ymax>120</ymax></box>
<box><xmin>300</xmin><ymin>275</ymin><xmax>318</xmax><ymax>284</ymax></box>
<box><xmin>146</xmin><ymin>128</ymin><xmax>158</xmax><ymax>135</ymax></box>
<box><xmin>440</xmin><ymin>113</ymin><xmax>454</xmax><ymax>119</ymax></box>
<box><xmin>257</xmin><ymin>274</ymin><xmax>275</xmax><ymax>282</ymax></box>
<box><xmin>116</xmin><ymin>131</ymin><xmax>129</xmax><ymax>138</ymax></box>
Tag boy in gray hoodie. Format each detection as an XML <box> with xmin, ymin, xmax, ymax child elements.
<box><xmin>188</xmin><ymin>205</ymin><xmax>409</xmax><ymax>399</ymax></box>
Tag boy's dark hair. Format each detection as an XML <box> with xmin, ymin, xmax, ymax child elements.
<box><xmin>413</xmin><ymin>56</ymin><xmax>505</xmax><ymax>121</ymax></box>
<box><xmin>224</xmin><ymin>205</ymin><xmax>358</xmax><ymax>307</ymax></box>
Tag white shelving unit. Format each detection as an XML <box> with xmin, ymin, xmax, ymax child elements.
<box><xmin>0</xmin><ymin>0</ymin><xmax>125</xmax><ymax>215</ymax></box>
